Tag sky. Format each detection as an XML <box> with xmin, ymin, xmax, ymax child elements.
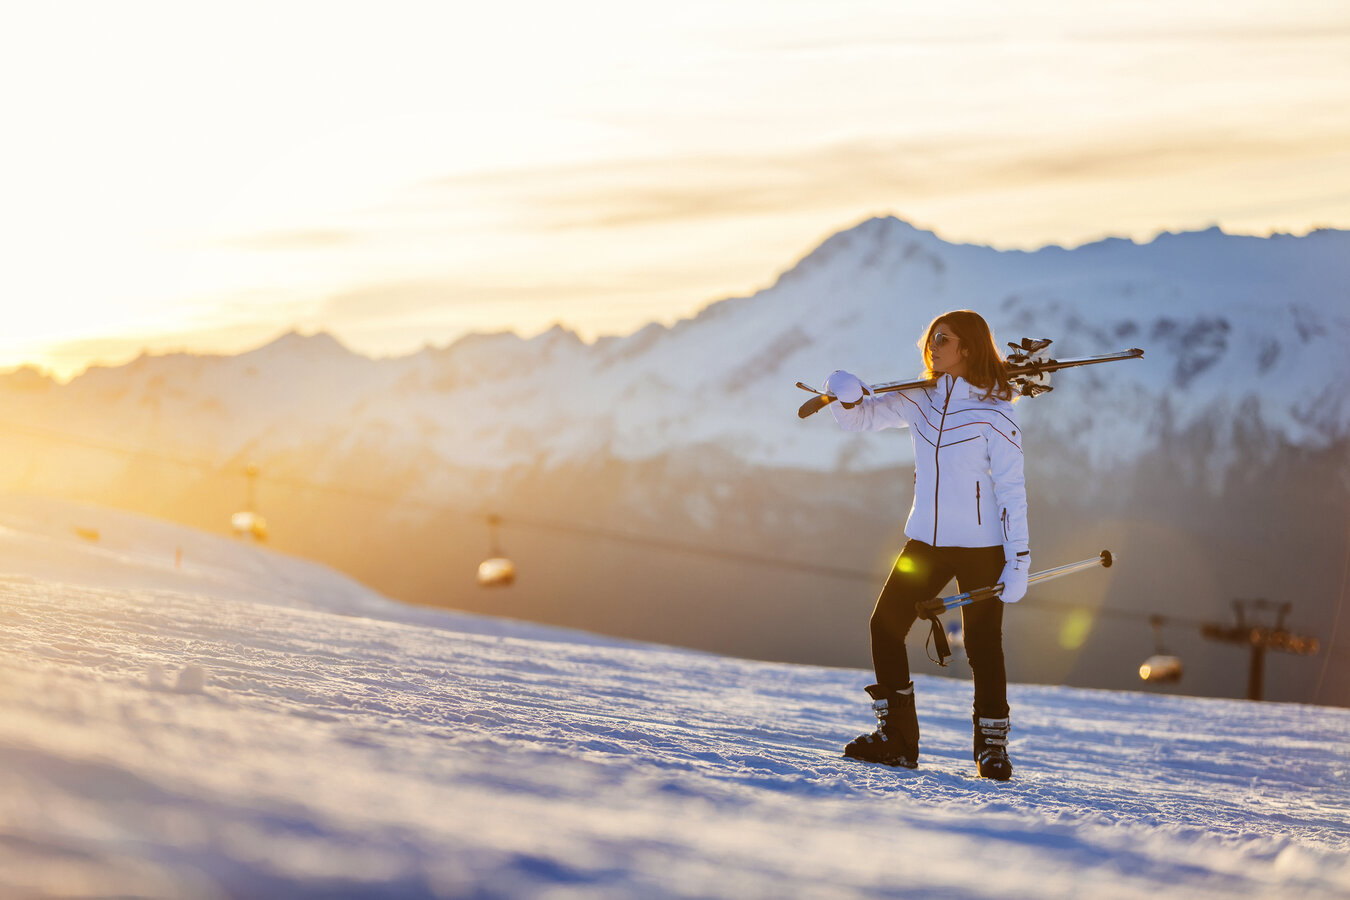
<box><xmin>1</xmin><ymin>0</ymin><xmax>1347</xmax><ymax>381</ymax></box>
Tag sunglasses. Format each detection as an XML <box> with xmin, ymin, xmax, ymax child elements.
<box><xmin>930</xmin><ymin>331</ymin><xmax>959</xmax><ymax>349</ymax></box>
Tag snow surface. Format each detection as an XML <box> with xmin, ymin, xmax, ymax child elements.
<box><xmin>2</xmin><ymin>494</ymin><xmax>1348</xmax><ymax>899</ymax></box>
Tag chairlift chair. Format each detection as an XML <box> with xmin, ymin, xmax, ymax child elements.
<box><xmin>1139</xmin><ymin>615</ymin><xmax>1183</xmax><ymax>684</ymax></box>
<box><xmin>231</xmin><ymin>464</ymin><xmax>268</xmax><ymax>541</ymax></box>
<box><xmin>477</xmin><ymin>514</ymin><xmax>515</xmax><ymax>587</ymax></box>
<box><xmin>231</xmin><ymin>510</ymin><xmax>269</xmax><ymax>542</ymax></box>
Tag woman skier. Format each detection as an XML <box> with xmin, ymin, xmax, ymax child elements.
<box><xmin>823</xmin><ymin>309</ymin><xmax>1029</xmax><ymax>780</ymax></box>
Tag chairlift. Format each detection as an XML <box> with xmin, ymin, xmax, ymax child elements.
<box><xmin>232</xmin><ymin>463</ymin><xmax>268</xmax><ymax>542</ymax></box>
<box><xmin>231</xmin><ymin>510</ymin><xmax>269</xmax><ymax>542</ymax></box>
<box><xmin>944</xmin><ymin>618</ymin><xmax>965</xmax><ymax>654</ymax></box>
<box><xmin>1139</xmin><ymin>615</ymin><xmax>1183</xmax><ymax>684</ymax></box>
<box><xmin>477</xmin><ymin>514</ymin><xmax>515</xmax><ymax>587</ymax></box>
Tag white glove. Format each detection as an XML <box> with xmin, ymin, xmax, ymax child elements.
<box><xmin>998</xmin><ymin>552</ymin><xmax>1030</xmax><ymax>603</ymax></box>
<box><xmin>824</xmin><ymin>369</ymin><xmax>865</xmax><ymax>404</ymax></box>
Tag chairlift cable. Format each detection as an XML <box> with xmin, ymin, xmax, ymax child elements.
<box><xmin>0</xmin><ymin>417</ymin><xmax>1318</xmax><ymax>636</ymax></box>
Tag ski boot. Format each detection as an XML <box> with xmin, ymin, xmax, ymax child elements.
<box><xmin>843</xmin><ymin>683</ymin><xmax>919</xmax><ymax>768</ymax></box>
<box><xmin>973</xmin><ymin>713</ymin><xmax>1013</xmax><ymax>781</ymax></box>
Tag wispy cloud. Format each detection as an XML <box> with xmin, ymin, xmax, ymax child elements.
<box><xmin>758</xmin><ymin>13</ymin><xmax>1350</xmax><ymax>53</ymax></box>
<box><xmin>224</xmin><ymin>229</ymin><xmax>359</xmax><ymax>252</ymax></box>
<box><xmin>409</xmin><ymin>130</ymin><xmax>1350</xmax><ymax>234</ymax></box>
<box><xmin>1066</xmin><ymin>23</ymin><xmax>1350</xmax><ymax>43</ymax></box>
<box><xmin>318</xmin><ymin>278</ymin><xmax>657</xmax><ymax>322</ymax></box>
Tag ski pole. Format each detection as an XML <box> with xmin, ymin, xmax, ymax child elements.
<box><xmin>915</xmin><ymin>550</ymin><xmax>1115</xmax><ymax>666</ymax></box>
<box><xmin>919</xmin><ymin>549</ymin><xmax>1115</xmax><ymax>615</ymax></box>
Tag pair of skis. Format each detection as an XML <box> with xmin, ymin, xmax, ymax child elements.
<box><xmin>795</xmin><ymin>338</ymin><xmax>1143</xmax><ymax>419</ymax></box>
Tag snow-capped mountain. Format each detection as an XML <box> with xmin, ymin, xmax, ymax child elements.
<box><xmin>2</xmin><ymin>218</ymin><xmax>1347</xmax><ymax>707</ymax></box>
<box><xmin>5</xmin><ymin>217</ymin><xmax>1347</xmax><ymax>476</ymax></box>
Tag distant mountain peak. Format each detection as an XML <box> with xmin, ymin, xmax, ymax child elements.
<box><xmin>1147</xmin><ymin>224</ymin><xmax>1228</xmax><ymax>244</ymax></box>
<box><xmin>224</xmin><ymin>331</ymin><xmax>367</xmax><ymax>372</ymax></box>
<box><xmin>251</xmin><ymin>329</ymin><xmax>355</xmax><ymax>355</ymax></box>
<box><xmin>532</xmin><ymin>323</ymin><xmax>584</xmax><ymax>345</ymax></box>
<box><xmin>771</xmin><ymin>215</ymin><xmax>947</xmax><ymax>288</ymax></box>
<box><xmin>0</xmin><ymin>365</ymin><xmax>55</xmax><ymax>391</ymax></box>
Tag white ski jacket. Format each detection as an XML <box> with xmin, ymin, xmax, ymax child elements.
<box><xmin>828</xmin><ymin>372</ymin><xmax>1030</xmax><ymax>559</ymax></box>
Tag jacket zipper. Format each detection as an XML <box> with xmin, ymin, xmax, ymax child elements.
<box><xmin>976</xmin><ymin>482</ymin><xmax>982</xmax><ymax>525</ymax></box>
<box><xmin>1002</xmin><ymin>508</ymin><xmax>1009</xmax><ymax>541</ymax></box>
<box><xmin>932</xmin><ymin>378</ymin><xmax>952</xmax><ymax>545</ymax></box>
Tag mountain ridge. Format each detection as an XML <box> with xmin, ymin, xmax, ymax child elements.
<box><xmin>3</xmin><ymin>216</ymin><xmax>1348</xmax><ymax>478</ymax></box>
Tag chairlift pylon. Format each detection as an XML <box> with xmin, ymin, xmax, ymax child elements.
<box><xmin>477</xmin><ymin>514</ymin><xmax>515</xmax><ymax>587</ymax></box>
<box><xmin>1200</xmin><ymin>598</ymin><xmax>1318</xmax><ymax>701</ymax></box>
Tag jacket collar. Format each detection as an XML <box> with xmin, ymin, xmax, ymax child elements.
<box><xmin>934</xmin><ymin>373</ymin><xmax>973</xmax><ymax>401</ymax></box>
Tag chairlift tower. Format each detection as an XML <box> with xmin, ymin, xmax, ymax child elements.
<box><xmin>1200</xmin><ymin>599</ymin><xmax>1319</xmax><ymax>701</ymax></box>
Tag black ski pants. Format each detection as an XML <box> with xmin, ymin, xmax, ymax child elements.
<box><xmin>870</xmin><ymin>539</ymin><xmax>1010</xmax><ymax>718</ymax></box>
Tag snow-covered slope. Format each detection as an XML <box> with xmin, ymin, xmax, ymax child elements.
<box><xmin>2</xmin><ymin>495</ymin><xmax>1347</xmax><ymax>898</ymax></box>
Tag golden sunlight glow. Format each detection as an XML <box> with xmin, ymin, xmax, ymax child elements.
<box><xmin>0</xmin><ymin>0</ymin><xmax>1346</xmax><ymax>379</ymax></box>
<box><xmin>1058</xmin><ymin>610</ymin><xmax>1096</xmax><ymax>651</ymax></box>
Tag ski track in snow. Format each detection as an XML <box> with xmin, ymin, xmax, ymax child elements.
<box><xmin>1</xmin><ymin>498</ymin><xmax>1349</xmax><ymax>898</ymax></box>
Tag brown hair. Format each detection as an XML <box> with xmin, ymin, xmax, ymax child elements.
<box><xmin>918</xmin><ymin>310</ymin><xmax>1013</xmax><ymax>401</ymax></box>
